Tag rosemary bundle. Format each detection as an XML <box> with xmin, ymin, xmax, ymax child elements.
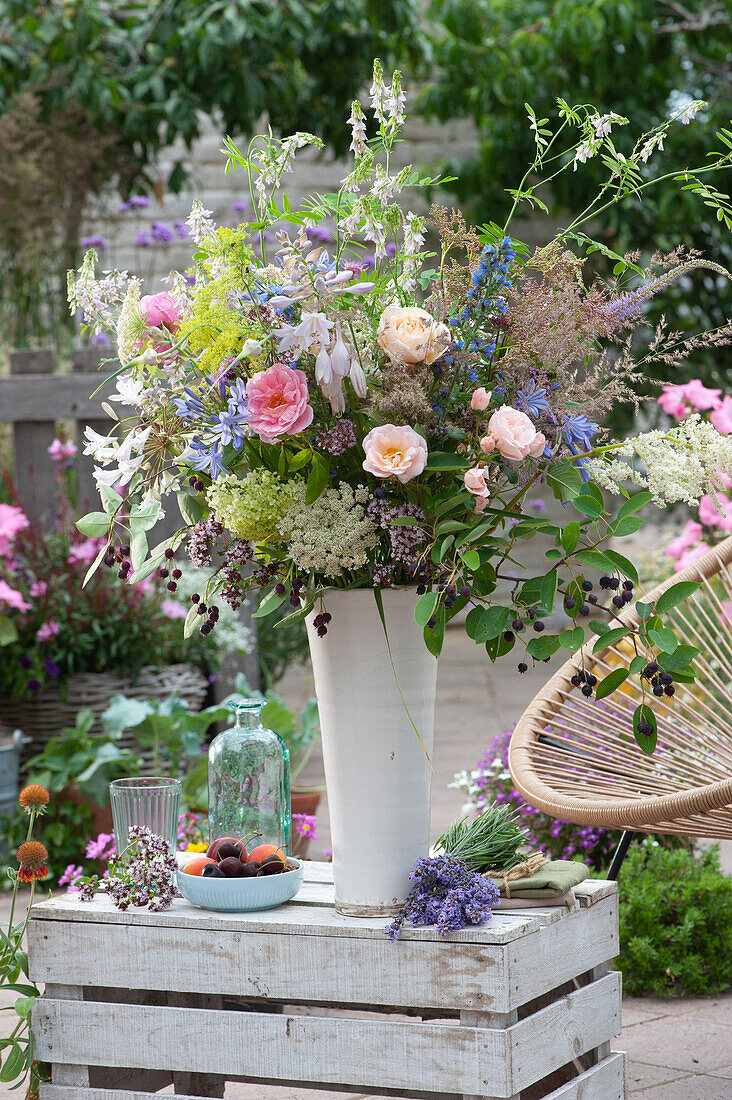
<box><xmin>435</xmin><ymin>803</ymin><xmax>528</xmax><ymax>873</ymax></box>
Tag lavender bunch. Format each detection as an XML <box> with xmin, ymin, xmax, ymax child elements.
<box><xmin>386</xmin><ymin>854</ymin><xmax>499</xmax><ymax>942</ymax></box>
<box><xmin>78</xmin><ymin>826</ymin><xmax>178</xmax><ymax>912</ymax></box>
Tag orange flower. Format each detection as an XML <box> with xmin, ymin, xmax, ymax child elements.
<box><xmin>17</xmin><ymin>840</ymin><xmax>49</xmax><ymax>883</ymax></box>
<box><xmin>19</xmin><ymin>785</ymin><xmax>50</xmax><ymax>814</ymax></box>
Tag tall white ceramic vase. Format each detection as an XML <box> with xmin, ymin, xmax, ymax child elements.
<box><xmin>306</xmin><ymin>588</ymin><xmax>437</xmax><ymax>916</ymax></box>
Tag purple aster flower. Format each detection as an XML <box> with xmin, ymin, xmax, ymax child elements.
<box><xmin>306</xmin><ymin>225</ymin><xmax>335</xmax><ymax>243</ymax></box>
<box><xmin>28</xmin><ymin>679</ymin><xmax>41</xmax><ymax>694</ymax></box>
<box><xmin>128</xmin><ymin>195</ymin><xmax>151</xmax><ymax>208</ymax></box>
<box><xmin>527</xmin><ymin>498</ymin><xmax>547</xmax><ymax>512</ymax></box>
<box><xmin>135</xmin><ymin>231</ymin><xmax>152</xmax><ymax>248</ymax></box>
<box><xmin>231</xmin><ymin>201</ymin><xmax>248</xmax><ymax>213</ymax></box>
<box><xmin>44</xmin><ymin>659</ymin><xmax>60</xmax><ymax>677</ymax></box>
<box><xmin>80</xmin><ymin>235</ymin><xmax>108</xmax><ymax>252</ymax></box>
<box><xmin>174</xmin><ymin>220</ymin><xmax>189</xmax><ymax>238</ymax></box>
<box><xmin>91</xmin><ymin>332</ymin><xmax>109</xmax><ymax>347</ymax></box>
<box><xmin>118</xmin><ymin>201</ymin><xmax>131</xmax><ymax>213</ymax></box>
<box><xmin>151</xmin><ymin>220</ymin><xmax>174</xmax><ymax>243</ymax></box>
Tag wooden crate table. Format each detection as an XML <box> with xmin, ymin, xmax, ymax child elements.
<box><xmin>27</xmin><ymin>862</ymin><xmax>626</xmax><ymax>1100</ymax></box>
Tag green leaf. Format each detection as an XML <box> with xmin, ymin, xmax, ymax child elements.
<box><xmin>648</xmin><ymin>628</ymin><xmax>678</xmax><ymax>653</ymax></box>
<box><xmin>616</xmin><ymin>491</ymin><xmax>653</xmax><ymax>520</ymax></box>
<box><xmin>0</xmin><ymin>616</ymin><xmax>18</xmax><ymax>646</ymax></box>
<box><xmin>128</xmin><ymin>500</ymin><xmax>162</xmax><ymax>533</ymax></box>
<box><xmin>0</xmin><ymin>1042</ymin><xmax>25</xmax><ymax>1083</ymax></box>
<box><xmin>76</xmin><ymin>511</ymin><xmax>112</xmax><ymax>538</ymax></box>
<box><xmin>437</xmin><ymin>534</ymin><xmax>455</xmax><ymax>562</ymax></box>
<box><xmin>633</xmin><ymin>704</ymin><xmax>657</xmax><ymax>755</ymax></box>
<box><xmin>288</xmin><ymin>448</ymin><xmax>312</xmax><ymax>472</ymax></box>
<box><xmin>415</xmin><ymin>590</ymin><xmax>439</xmax><ymax>627</ymax></box>
<box><xmin>613</xmin><ymin>515</ymin><xmax>645</xmax><ymax>537</ymax></box>
<box><xmin>526</xmin><ymin>634</ymin><xmax>561</xmax><ymax>660</ymax></box>
<box><xmin>635</xmin><ymin>601</ymin><xmax>654</xmax><ymax>620</ymax></box>
<box><xmin>603</xmin><ymin>549</ymin><xmax>639</xmax><ymax>584</ymax></box>
<box><xmin>572</xmin><ymin>493</ymin><xmax>603</xmax><ymax>520</ymax></box>
<box><xmin>592</xmin><ymin>626</ymin><xmax>631</xmax><ymax>652</ymax></box>
<box><xmin>655</xmin><ymin>581</ymin><xmax>700</xmax><ymax>614</ymax></box>
<box><xmin>273</xmin><ymin>598</ymin><xmax>315</xmax><ymax>629</ymax></box>
<box><xmin>595</xmin><ymin>668</ymin><xmax>629</xmax><ymax>700</ymax></box>
<box><xmin>659</xmin><ymin>644</ymin><xmax>699</xmax><ymax>672</ymax></box>
<box><xmin>559</xmin><ymin>626</ymin><xmax>585</xmax><ymax>651</ymax></box>
<box><xmin>476</xmin><ymin>606</ymin><xmax>511</xmax><ymax>641</ymax></box>
<box><xmin>574</xmin><ymin>549</ymin><xmax>618</xmax><ymax>573</ymax></box>
<box><xmin>547</xmin><ymin>460</ymin><xmax>583</xmax><ymax>502</ymax></box>
<box><xmin>83</xmin><ymin>541</ymin><xmax>111</xmax><ymax>587</ymax></box>
<box><xmin>129</xmin><ymin>529</ymin><xmax>148</xmax><ymax>573</ymax></box>
<box><xmin>561</xmin><ymin>521</ymin><xmax>580</xmax><ymax>553</ymax></box>
<box><xmin>435</xmin><ymin>519</ymin><xmax>469</xmax><ymax>534</ymax></box>
<box><xmin>540</xmin><ymin>570</ymin><xmax>558</xmax><ymax>614</ymax></box>
<box><xmin>460</xmin><ymin>548</ymin><xmax>481</xmax><ymax>570</ymax></box>
<box><xmin>177</xmin><ymin>491</ymin><xmax>203</xmax><ymax>526</ymax></box>
<box><xmin>184</xmin><ymin>602</ymin><xmax>200</xmax><ymax>639</ymax></box>
<box><xmin>423</xmin><ymin>605</ymin><xmax>446</xmax><ymax>657</ymax></box>
<box><xmin>589</xmin><ymin>620</ymin><xmax>611</xmax><ymax>636</ymax></box>
<box><xmin>252</xmin><ymin>587</ymin><xmax>287</xmax><ymax>619</ymax></box>
<box><xmin>99</xmin><ymin>484</ymin><xmax>123</xmax><ymax>515</ymax></box>
<box><xmin>629</xmin><ymin>655</ymin><xmax>647</xmax><ymax>674</ymax></box>
<box><xmin>101</xmin><ymin>694</ymin><xmax>152</xmax><ymax>735</ymax></box>
<box><xmin>425</xmin><ymin>452</ymin><xmax>469</xmax><ymax>470</ymax></box>
<box><xmin>305</xmin><ymin>453</ymin><xmax>330</xmax><ymax>504</ymax></box>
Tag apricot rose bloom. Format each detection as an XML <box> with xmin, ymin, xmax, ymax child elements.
<box><xmin>247</xmin><ymin>363</ymin><xmax>313</xmax><ymax>443</ymax></box>
<box><xmin>377</xmin><ymin>306</ymin><xmax>451</xmax><ymax>366</ymax></box>
<box><xmin>488</xmin><ymin>406</ymin><xmax>543</xmax><ymax>462</ymax></box>
<box><xmin>470</xmin><ymin>387</ymin><xmax>492</xmax><ymax>411</ymax></box>
<box><xmin>362</xmin><ymin>424</ymin><xmax>428</xmax><ymax>483</ymax></box>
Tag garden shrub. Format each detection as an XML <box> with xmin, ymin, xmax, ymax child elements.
<box><xmin>618</xmin><ymin>841</ymin><xmax>732</xmax><ymax>998</ymax></box>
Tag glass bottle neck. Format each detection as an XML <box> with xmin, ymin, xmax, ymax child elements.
<box><xmin>232</xmin><ymin>707</ymin><xmax>263</xmax><ymax>730</ymax></box>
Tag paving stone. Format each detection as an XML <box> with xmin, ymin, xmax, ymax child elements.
<box><xmin>632</xmin><ymin>1074</ymin><xmax>732</xmax><ymax>1097</ymax></box>
<box><xmin>623</xmin><ymin>1060</ymin><xmax>691</xmax><ymax>1090</ymax></box>
<box><xmin>618</xmin><ymin>1014</ymin><xmax>732</xmax><ymax>1074</ymax></box>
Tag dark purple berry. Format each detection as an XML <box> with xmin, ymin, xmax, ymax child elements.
<box><xmin>581</xmin><ymin>684</ymin><xmax>593</xmax><ymax>697</ymax></box>
<box><xmin>564</xmin><ymin>596</ymin><xmax>576</xmax><ymax>610</ymax></box>
<box><xmin>533</xmin><ymin>620</ymin><xmax>545</xmax><ymax>632</ymax></box>
<box><xmin>191</xmin><ymin>593</ymin><xmax>200</xmax><ymax>603</ymax></box>
<box><xmin>581</xmin><ymin>580</ymin><xmax>593</xmax><ymax>592</ymax></box>
<box><xmin>579</xmin><ymin>604</ymin><xmax>590</xmax><ymax>616</ymax></box>
<box><xmin>274</xmin><ymin>583</ymin><xmax>286</xmax><ymax>595</ymax></box>
<box><xmin>164</xmin><ymin>548</ymin><xmax>175</xmax><ymax>560</ymax></box>
<box><xmin>517</xmin><ymin>662</ymin><xmax>528</xmax><ymax>673</ymax></box>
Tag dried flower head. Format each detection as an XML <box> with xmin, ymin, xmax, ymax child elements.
<box><xmin>17</xmin><ymin>840</ymin><xmax>49</xmax><ymax>881</ymax></box>
<box><xmin>18</xmin><ymin>784</ymin><xmax>50</xmax><ymax>813</ymax></box>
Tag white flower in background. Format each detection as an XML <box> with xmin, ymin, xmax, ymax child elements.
<box><xmin>115</xmin><ymin>277</ymin><xmax>143</xmax><ymax>365</ymax></box>
<box><xmin>639</xmin><ymin>133</ymin><xmax>665</xmax><ymax>164</ymax></box>
<box><xmin>402</xmin><ymin>212</ymin><xmax>426</xmax><ymax>293</ymax></box>
<box><xmin>347</xmin><ymin>100</ymin><xmax>368</xmax><ymax>157</ymax></box>
<box><xmin>68</xmin><ymin>251</ymin><xmax>129</xmax><ymax>331</ymax></box>
<box><xmin>82</xmin><ymin>427</ymin><xmax>117</xmax><ymax>463</ymax></box>
<box><xmin>586</xmin><ymin>415</ymin><xmax>732</xmax><ymax>506</ymax></box>
<box><xmin>573</xmin><ymin>138</ymin><xmax>598</xmax><ymax>170</ymax></box>
<box><xmin>241</xmin><ymin>338</ymin><xmax>264</xmax><ymax>358</ymax></box>
<box><xmin>329</xmin><ymin>323</ymin><xmax>351</xmax><ymax>379</ymax></box>
<box><xmin>349</xmin><ymin>358</ymin><xmax>368</xmax><ymax>399</ymax></box>
<box><xmin>385</xmin><ymin>70</ymin><xmax>406</xmax><ymax>125</ymax></box>
<box><xmin>591</xmin><ymin>112</ymin><xmax>627</xmax><ymax>138</ymax></box>
<box><xmin>673</xmin><ymin>99</ymin><xmax>706</xmax><ymax>126</ymax></box>
<box><xmin>109</xmin><ymin>375</ymin><xmax>148</xmax><ymax>406</ymax></box>
<box><xmin>185</xmin><ymin>200</ymin><xmax>215</xmax><ymax>247</ymax></box>
<box><xmin>369</xmin><ymin>58</ymin><xmax>387</xmax><ymax>125</ymax></box>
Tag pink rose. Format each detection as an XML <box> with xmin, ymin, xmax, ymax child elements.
<box><xmin>666</xmin><ymin>520</ymin><xmax>703</xmax><ymax>560</ymax></box>
<box><xmin>674</xmin><ymin>543</ymin><xmax>709</xmax><ymax>572</ymax></box>
<box><xmin>161</xmin><ymin>597</ymin><xmax>187</xmax><ymax>621</ymax></box>
<box><xmin>247</xmin><ymin>363</ymin><xmax>313</xmax><ymax>443</ymax></box>
<box><xmin>487</xmin><ymin>406</ymin><xmax>540</xmax><ymax>462</ymax></box>
<box><xmin>658</xmin><ymin>385</ymin><xmax>689</xmax><ymax>419</ymax></box>
<box><xmin>464</xmin><ymin>466</ymin><xmax>490</xmax><ymax>497</ymax></box>
<box><xmin>470</xmin><ymin>388</ymin><xmax>491</xmax><ymax>411</ymax></box>
<box><xmin>36</xmin><ymin>620</ymin><xmax>60</xmax><ymax>642</ymax></box>
<box><xmin>0</xmin><ymin>504</ymin><xmax>29</xmax><ymax>556</ymax></box>
<box><xmin>0</xmin><ymin>580</ymin><xmax>30</xmax><ymax>613</ymax></box>
<box><xmin>698</xmin><ymin>493</ymin><xmax>732</xmax><ymax>531</ymax></box>
<box><xmin>480</xmin><ymin>434</ymin><xmax>496</xmax><ymax>454</ymax></box>
<box><xmin>139</xmin><ymin>291</ymin><xmax>181</xmax><ymax>334</ymax></box>
<box><xmin>377</xmin><ymin>306</ymin><xmax>451</xmax><ymax>366</ymax></box>
<box><xmin>711</xmin><ymin>396</ymin><xmax>732</xmax><ymax>434</ymax></box>
<box><xmin>362</xmin><ymin>424</ymin><xmax>428</xmax><ymax>483</ymax></box>
<box><xmin>682</xmin><ymin>379</ymin><xmax>721</xmax><ymax>411</ymax></box>
<box><xmin>67</xmin><ymin>538</ymin><xmax>105</xmax><ymax>566</ymax></box>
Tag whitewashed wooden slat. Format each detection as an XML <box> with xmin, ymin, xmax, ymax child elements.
<box><xmin>28</xmin><ymin>918</ymin><xmax>510</xmax><ymax>1011</ymax></box>
<box><xmin>33</xmin><ymin>974</ymin><xmax>620</xmax><ymax>1098</ymax></box>
<box><xmin>0</xmin><ymin>374</ymin><xmax>106</xmax><ymax>421</ymax></box>
<box><xmin>28</xmin><ymin>891</ymin><xmax>542</xmax><ymax>944</ymax></box>
<box><xmin>40</xmin><ymin>1053</ymin><xmax>626</xmax><ymax>1100</ymax></box>
<box><xmin>573</xmin><ymin>880</ymin><xmax>619</xmax><ymax>907</ymax></box>
<box><xmin>542</xmin><ymin>1051</ymin><xmax>626</xmax><ymax>1099</ymax></box>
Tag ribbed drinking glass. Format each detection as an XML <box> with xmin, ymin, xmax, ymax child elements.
<box><xmin>109</xmin><ymin>777</ymin><xmax>181</xmax><ymax>853</ymax></box>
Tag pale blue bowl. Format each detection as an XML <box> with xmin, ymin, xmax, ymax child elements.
<box><xmin>176</xmin><ymin>857</ymin><xmax>304</xmax><ymax>912</ymax></box>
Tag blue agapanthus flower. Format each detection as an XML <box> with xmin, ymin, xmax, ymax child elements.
<box><xmin>562</xmin><ymin>413</ymin><xmax>599</xmax><ymax>451</ymax></box>
<box><xmin>517</xmin><ymin>380</ymin><xmax>551</xmax><ymax>418</ymax></box>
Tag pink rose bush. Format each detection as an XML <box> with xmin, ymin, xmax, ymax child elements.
<box><xmin>71</xmin><ymin>60</ymin><xmax>732</xmax><ymax>735</ymax></box>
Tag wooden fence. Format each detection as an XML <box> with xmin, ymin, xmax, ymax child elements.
<box><xmin>0</xmin><ymin>347</ymin><xmax>258</xmax><ymax>687</ymax></box>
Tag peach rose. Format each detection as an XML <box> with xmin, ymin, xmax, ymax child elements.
<box><xmin>377</xmin><ymin>306</ymin><xmax>450</xmax><ymax>366</ymax></box>
<box><xmin>480</xmin><ymin>434</ymin><xmax>496</xmax><ymax>454</ymax></box>
<box><xmin>362</xmin><ymin>424</ymin><xmax>428</xmax><ymax>484</ymax></box>
<box><xmin>247</xmin><ymin>363</ymin><xmax>313</xmax><ymax>443</ymax></box>
<box><xmin>488</xmin><ymin>406</ymin><xmax>540</xmax><ymax>462</ymax></box>
<box><xmin>528</xmin><ymin>431</ymin><xmax>547</xmax><ymax>458</ymax></box>
<box><xmin>464</xmin><ymin>466</ymin><xmax>489</xmax><ymax>497</ymax></box>
<box><xmin>470</xmin><ymin>387</ymin><xmax>492</xmax><ymax>411</ymax></box>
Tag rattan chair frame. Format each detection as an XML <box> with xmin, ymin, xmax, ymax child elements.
<box><xmin>509</xmin><ymin>535</ymin><xmax>732</xmax><ymax>840</ymax></box>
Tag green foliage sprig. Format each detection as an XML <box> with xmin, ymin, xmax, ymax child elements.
<box><xmin>435</xmin><ymin>804</ymin><xmax>528</xmax><ymax>872</ymax></box>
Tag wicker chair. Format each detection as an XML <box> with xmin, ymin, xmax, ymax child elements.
<box><xmin>509</xmin><ymin>536</ymin><xmax>732</xmax><ymax>874</ymax></box>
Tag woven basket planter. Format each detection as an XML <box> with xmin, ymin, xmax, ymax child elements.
<box><xmin>0</xmin><ymin>664</ymin><xmax>208</xmax><ymax>771</ymax></box>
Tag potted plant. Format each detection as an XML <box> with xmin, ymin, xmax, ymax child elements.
<box><xmin>74</xmin><ymin>63</ymin><xmax>732</xmax><ymax>913</ymax></box>
<box><xmin>0</xmin><ymin>448</ymin><xmax>210</xmax><ymax>762</ymax></box>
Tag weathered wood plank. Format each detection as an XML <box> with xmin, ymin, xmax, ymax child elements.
<box><xmin>32</xmin><ymin>975</ymin><xmax>621</xmax><ymax>1098</ymax></box>
<box><xmin>28</xmin><ymin>891</ymin><xmax>542</xmax><ymax>944</ymax></box>
<box><xmin>9</xmin><ymin>351</ymin><xmax>59</xmax><ymax>525</ymax></box>
<box><xmin>28</xmin><ymin>917</ymin><xmax>512</xmax><ymax>1011</ymax></box>
<box><xmin>0</xmin><ymin>374</ymin><xmax>107</xmax><ymax>421</ymax></box>
<box><xmin>542</xmin><ymin>1051</ymin><xmax>626</xmax><ymax>1099</ymax></box>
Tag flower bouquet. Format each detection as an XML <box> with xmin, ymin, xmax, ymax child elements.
<box><xmin>71</xmin><ymin>61</ymin><xmax>732</xmax><ymax>910</ymax></box>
